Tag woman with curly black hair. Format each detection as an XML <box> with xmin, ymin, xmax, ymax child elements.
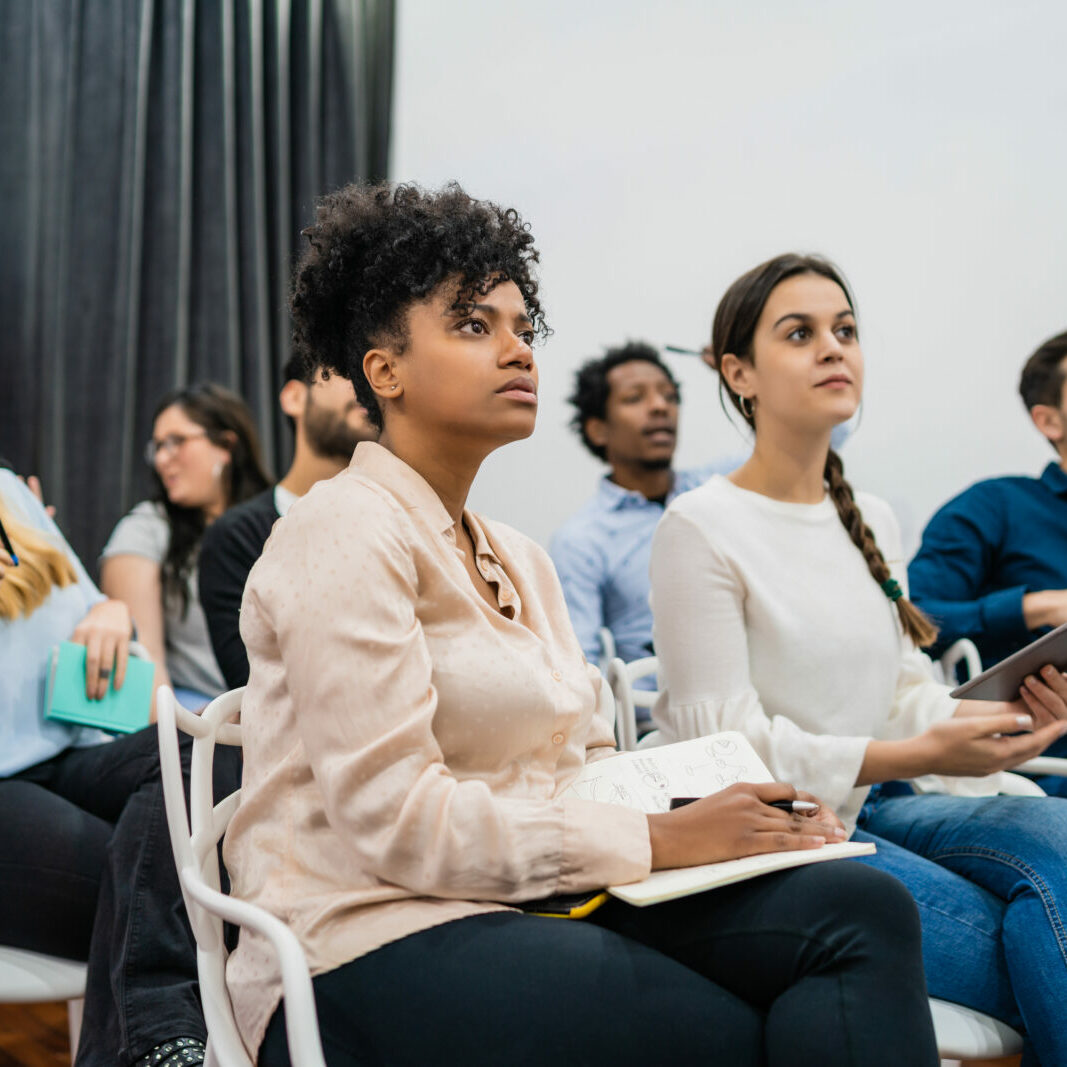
<box><xmin>223</xmin><ymin>182</ymin><xmax>938</xmax><ymax>1067</ymax></box>
<box><xmin>101</xmin><ymin>383</ymin><xmax>271</xmax><ymax>708</ymax></box>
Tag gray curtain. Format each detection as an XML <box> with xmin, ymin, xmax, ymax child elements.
<box><xmin>0</xmin><ymin>0</ymin><xmax>394</xmax><ymax>565</ymax></box>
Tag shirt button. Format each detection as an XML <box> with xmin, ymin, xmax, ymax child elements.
<box><xmin>552</xmin><ymin>732</ymin><xmax>565</xmax><ymax>745</ymax></box>
<box><xmin>552</xmin><ymin>669</ymin><xmax>562</xmax><ymax>681</ymax></box>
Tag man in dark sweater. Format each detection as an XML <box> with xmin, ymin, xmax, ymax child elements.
<box><xmin>199</xmin><ymin>355</ymin><xmax>377</xmax><ymax>686</ymax></box>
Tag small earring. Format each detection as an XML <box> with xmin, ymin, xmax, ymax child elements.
<box><xmin>738</xmin><ymin>394</ymin><xmax>754</xmax><ymax>419</ymax></box>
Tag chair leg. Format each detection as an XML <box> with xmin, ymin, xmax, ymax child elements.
<box><xmin>67</xmin><ymin>997</ymin><xmax>84</xmax><ymax>1061</ymax></box>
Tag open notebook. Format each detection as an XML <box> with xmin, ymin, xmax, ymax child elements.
<box><xmin>560</xmin><ymin>732</ymin><xmax>874</xmax><ymax>907</ymax></box>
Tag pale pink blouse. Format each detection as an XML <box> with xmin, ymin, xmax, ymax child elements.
<box><xmin>224</xmin><ymin>442</ymin><xmax>652</xmax><ymax>1053</ymax></box>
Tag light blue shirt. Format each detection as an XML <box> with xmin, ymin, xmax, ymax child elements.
<box><xmin>550</xmin><ymin>462</ymin><xmax>736</xmax><ymax>675</ymax></box>
<box><xmin>0</xmin><ymin>470</ymin><xmax>110</xmax><ymax>776</ymax></box>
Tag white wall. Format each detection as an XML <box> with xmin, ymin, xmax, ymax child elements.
<box><xmin>392</xmin><ymin>0</ymin><xmax>1067</xmax><ymax>554</ymax></box>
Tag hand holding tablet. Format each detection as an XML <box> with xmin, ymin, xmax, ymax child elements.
<box><xmin>950</xmin><ymin>623</ymin><xmax>1067</xmax><ymax>703</ymax></box>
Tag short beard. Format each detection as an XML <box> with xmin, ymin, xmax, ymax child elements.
<box><xmin>304</xmin><ymin>400</ymin><xmax>374</xmax><ymax>462</ymax></box>
<box><xmin>636</xmin><ymin>456</ymin><xmax>673</xmax><ymax>472</ymax></box>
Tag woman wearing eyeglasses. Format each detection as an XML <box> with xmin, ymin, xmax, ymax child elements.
<box><xmin>101</xmin><ymin>383</ymin><xmax>271</xmax><ymax>709</ymax></box>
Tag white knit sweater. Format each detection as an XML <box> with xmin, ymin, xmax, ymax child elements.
<box><xmin>650</xmin><ymin>475</ymin><xmax>1015</xmax><ymax>830</ymax></box>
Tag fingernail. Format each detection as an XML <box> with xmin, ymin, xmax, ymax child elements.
<box><xmin>1044</xmin><ymin>665</ymin><xmax>1056</xmax><ymax>676</ymax></box>
<box><xmin>833</xmin><ymin>827</ymin><xmax>847</xmax><ymax>839</ymax></box>
<box><xmin>1017</xmin><ymin>715</ymin><xmax>1034</xmax><ymax>727</ymax></box>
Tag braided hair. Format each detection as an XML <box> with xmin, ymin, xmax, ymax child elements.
<box><xmin>708</xmin><ymin>253</ymin><xmax>937</xmax><ymax>648</ymax></box>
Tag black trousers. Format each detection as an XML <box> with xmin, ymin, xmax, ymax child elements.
<box><xmin>260</xmin><ymin>860</ymin><xmax>938</xmax><ymax>1067</ymax></box>
<box><xmin>0</xmin><ymin>727</ymin><xmax>241</xmax><ymax>1066</ymax></box>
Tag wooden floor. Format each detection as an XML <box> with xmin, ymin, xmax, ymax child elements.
<box><xmin>0</xmin><ymin>1002</ymin><xmax>70</xmax><ymax>1067</ymax></box>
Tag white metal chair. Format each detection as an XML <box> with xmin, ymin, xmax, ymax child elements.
<box><xmin>156</xmin><ymin>685</ymin><xmax>326</xmax><ymax>1067</ymax></box>
<box><xmin>607</xmin><ymin>654</ymin><xmax>1033</xmax><ymax>1060</ymax></box>
<box><xmin>937</xmin><ymin>638</ymin><xmax>984</xmax><ymax>687</ymax></box>
<box><xmin>604</xmin><ymin>655</ymin><xmax>661</xmax><ymax>752</ymax></box>
<box><xmin>0</xmin><ymin>947</ymin><xmax>86</xmax><ymax>1056</ymax></box>
<box><xmin>596</xmin><ymin>625</ymin><xmax>617</xmax><ymax>677</ymax></box>
<box><xmin>930</xmin><ymin>998</ymin><xmax>1022</xmax><ymax>1060</ymax></box>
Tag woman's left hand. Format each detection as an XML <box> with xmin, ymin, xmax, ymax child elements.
<box><xmin>956</xmin><ymin>664</ymin><xmax>1067</xmax><ymax>729</ymax></box>
<box><xmin>1015</xmin><ymin>666</ymin><xmax>1067</xmax><ymax>725</ymax></box>
<box><xmin>71</xmin><ymin>598</ymin><xmax>134</xmax><ymax>700</ymax></box>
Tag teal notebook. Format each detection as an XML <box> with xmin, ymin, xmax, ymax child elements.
<box><xmin>45</xmin><ymin>641</ymin><xmax>154</xmax><ymax>734</ymax></box>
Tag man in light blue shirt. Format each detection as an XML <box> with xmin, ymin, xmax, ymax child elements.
<box><xmin>551</xmin><ymin>343</ymin><xmax>737</xmax><ymax>690</ymax></box>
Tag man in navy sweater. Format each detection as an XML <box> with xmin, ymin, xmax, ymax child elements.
<box><xmin>910</xmin><ymin>331</ymin><xmax>1067</xmax><ymax>668</ymax></box>
<box><xmin>199</xmin><ymin>353</ymin><xmax>376</xmax><ymax>687</ymax></box>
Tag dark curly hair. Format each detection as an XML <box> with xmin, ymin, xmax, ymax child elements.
<box><xmin>567</xmin><ymin>341</ymin><xmax>680</xmax><ymax>462</ymax></box>
<box><xmin>149</xmin><ymin>383</ymin><xmax>272</xmax><ymax>616</ymax></box>
<box><xmin>290</xmin><ymin>181</ymin><xmax>548</xmax><ymax>431</ymax></box>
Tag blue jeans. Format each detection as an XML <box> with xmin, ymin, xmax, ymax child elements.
<box><xmin>1026</xmin><ymin>731</ymin><xmax>1067</xmax><ymax>798</ymax></box>
<box><xmin>855</xmin><ymin>787</ymin><xmax>1067</xmax><ymax>1067</ymax></box>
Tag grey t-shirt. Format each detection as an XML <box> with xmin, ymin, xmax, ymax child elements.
<box><xmin>101</xmin><ymin>501</ymin><xmax>226</xmax><ymax>699</ymax></box>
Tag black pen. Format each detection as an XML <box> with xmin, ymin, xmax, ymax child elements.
<box><xmin>0</xmin><ymin>514</ymin><xmax>18</xmax><ymax>566</ymax></box>
<box><xmin>670</xmin><ymin>796</ymin><xmax>819</xmax><ymax>813</ymax></box>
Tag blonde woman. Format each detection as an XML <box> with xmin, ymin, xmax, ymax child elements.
<box><xmin>0</xmin><ymin>466</ymin><xmax>234</xmax><ymax>1066</ymax></box>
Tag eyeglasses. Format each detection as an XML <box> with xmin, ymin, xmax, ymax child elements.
<box><xmin>144</xmin><ymin>431</ymin><xmax>208</xmax><ymax>465</ymax></box>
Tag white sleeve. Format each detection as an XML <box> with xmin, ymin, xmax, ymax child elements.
<box><xmin>650</xmin><ymin>508</ymin><xmax>870</xmax><ymax>813</ymax></box>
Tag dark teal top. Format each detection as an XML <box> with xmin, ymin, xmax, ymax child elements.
<box><xmin>908</xmin><ymin>462</ymin><xmax>1067</xmax><ymax>665</ymax></box>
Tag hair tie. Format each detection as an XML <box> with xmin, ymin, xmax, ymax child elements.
<box><xmin>881</xmin><ymin>578</ymin><xmax>903</xmax><ymax>602</ymax></box>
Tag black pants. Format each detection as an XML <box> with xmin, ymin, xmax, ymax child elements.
<box><xmin>260</xmin><ymin>860</ymin><xmax>938</xmax><ymax>1067</ymax></box>
<box><xmin>0</xmin><ymin>728</ymin><xmax>241</xmax><ymax>1066</ymax></box>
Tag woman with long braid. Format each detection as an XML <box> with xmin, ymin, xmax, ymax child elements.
<box><xmin>650</xmin><ymin>253</ymin><xmax>1067</xmax><ymax>1066</ymax></box>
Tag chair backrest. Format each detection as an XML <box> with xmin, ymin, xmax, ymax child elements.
<box><xmin>596</xmin><ymin>626</ymin><xmax>617</xmax><ymax>675</ymax></box>
<box><xmin>938</xmin><ymin>638</ymin><xmax>983</xmax><ymax>685</ymax></box>
<box><xmin>605</xmin><ymin>655</ymin><xmax>659</xmax><ymax>751</ymax></box>
<box><xmin>157</xmin><ymin>686</ymin><xmax>326</xmax><ymax>1067</ymax></box>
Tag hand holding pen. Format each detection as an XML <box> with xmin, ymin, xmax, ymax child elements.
<box><xmin>646</xmin><ymin>782</ymin><xmax>847</xmax><ymax>872</ymax></box>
